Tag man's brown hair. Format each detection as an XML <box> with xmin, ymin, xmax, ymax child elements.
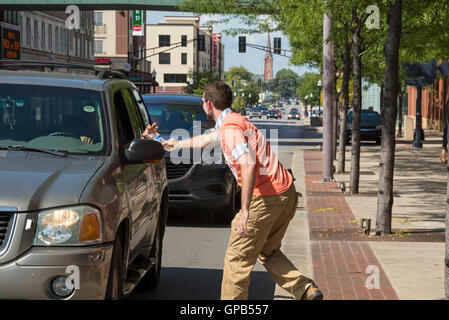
<box><xmin>203</xmin><ymin>81</ymin><xmax>233</xmax><ymax>111</ymax></box>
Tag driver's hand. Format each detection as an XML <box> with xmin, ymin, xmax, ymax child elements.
<box><xmin>80</xmin><ymin>136</ymin><xmax>93</xmax><ymax>144</ymax></box>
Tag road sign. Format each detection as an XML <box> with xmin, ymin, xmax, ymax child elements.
<box><xmin>1</xmin><ymin>27</ymin><xmax>20</xmax><ymax>60</ymax></box>
<box><xmin>132</xmin><ymin>10</ymin><xmax>144</xmax><ymax>36</ymax></box>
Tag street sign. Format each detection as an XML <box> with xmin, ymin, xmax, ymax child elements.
<box><xmin>132</xmin><ymin>10</ymin><xmax>144</xmax><ymax>36</ymax></box>
<box><xmin>1</xmin><ymin>27</ymin><xmax>20</xmax><ymax>60</ymax></box>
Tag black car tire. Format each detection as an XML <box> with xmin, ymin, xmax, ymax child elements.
<box><xmin>214</xmin><ymin>182</ymin><xmax>237</xmax><ymax>224</ymax></box>
<box><xmin>139</xmin><ymin>214</ymin><xmax>164</xmax><ymax>291</ymax></box>
<box><xmin>105</xmin><ymin>236</ymin><xmax>124</xmax><ymax>300</ymax></box>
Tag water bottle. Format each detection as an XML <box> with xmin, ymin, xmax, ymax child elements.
<box><xmin>145</xmin><ymin>133</ymin><xmax>165</xmax><ymax>143</ymax></box>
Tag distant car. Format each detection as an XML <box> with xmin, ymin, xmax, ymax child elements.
<box><xmin>290</xmin><ymin>107</ymin><xmax>299</xmax><ymax>113</ymax></box>
<box><xmin>288</xmin><ymin>110</ymin><xmax>301</xmax><ymax>120</ymax></box>
<box><xmin>267</xmin><ymin>110</ymin><xmax>281</xmax><ymax>119</ymax></box>
<box><xmin>345</xmin><ymin>110</ymin><xmax>382</xmax><ymax>144</ymax></box>
<box><xmin>142</xmin><ymin>94</ymin><xmax>239</xmax><ymax>224</ymax></box>
<box><xmin>247</xmin><ymin>107</ymin><xmax>262</xmax><ymax>119</ymax></box>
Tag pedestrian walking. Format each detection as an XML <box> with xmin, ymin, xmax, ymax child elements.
<box><xmin>159</xmin><ymin>81</ymin><xmax>323</xmax><ymax>300</ymax></box>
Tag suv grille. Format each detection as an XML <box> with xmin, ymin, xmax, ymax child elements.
<box><xmin>165</xmin><ymin>162</ymin><xmax>193</xmax><ymax>180</ymax></box>
<box><xmin>0</xmin><ymin>214</ymin><xmax>13</xmax><ymax>250</ymax></box>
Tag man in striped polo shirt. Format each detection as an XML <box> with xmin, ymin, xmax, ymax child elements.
<box><xmin>162</xmin><ymin>81</ymin><xmax>323</xmax><ymax>300</ymax></box>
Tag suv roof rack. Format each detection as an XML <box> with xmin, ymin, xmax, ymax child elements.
<box><xmin>0</xmin><ymin>60</ymin><xmax>128</xmax><ymax>80</ymax></box>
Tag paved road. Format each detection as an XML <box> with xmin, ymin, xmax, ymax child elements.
<box><xmin>130</xmin><ymin>103</ymin><xmax>311</xmax><ymax>300</ymax></box>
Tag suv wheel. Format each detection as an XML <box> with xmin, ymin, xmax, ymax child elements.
<box><xmin>139</xmin><ymin>215</ymin><xmax>164</xmax><ymax>291</ymax></box>
<box><xmin>214</xmin><ymin>182</ymin><xmax>237</xmax><ymax>224</ymax></box>
<box><xmin>105</xmin><ymin>236</ymin><xmax>124</xmax><ymax>300</ymax></box>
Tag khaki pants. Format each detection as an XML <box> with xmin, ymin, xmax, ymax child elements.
<box><xmin>221</xmin><ymin>183</ymin><xmax>313</xmax><ymax>300</ymax></box>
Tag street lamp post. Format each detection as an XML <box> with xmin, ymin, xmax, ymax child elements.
<box><xmin>151</xmin><ymin>69</ymin><xmax>157</xmax><ymax>94</ymax></box>
<box><xmin>317</xmin><ymin>79</ymin><xmax>323</xmax><ymax>116</ymax></box>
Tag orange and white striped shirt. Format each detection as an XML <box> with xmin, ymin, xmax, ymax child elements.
<box><xmin>214</xmin><ymin>108</ymin><xmax>293</xmax><ymax>196</ymax></box>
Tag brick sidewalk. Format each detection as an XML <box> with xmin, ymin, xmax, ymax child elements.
<box><xmin>304</xmin><ymin>150</ymin><xmax>399</xmax><ymax>300</ymax></box>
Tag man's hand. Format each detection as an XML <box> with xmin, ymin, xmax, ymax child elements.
<box><xmin>236</xmin><ymin>209</ymin><xmax>249</xmax><ymax>238</ymax></box>
<box><xmin>162</xmin><ymin>139</ymin><xmax>178</xmax><ymax>152</ymax></box>
<box><xmin>80</xmin><ymin>136</ymin><xmax>93</xmax><ymax>144</ymax></box>
<box><xmin>142</xmin><ymin>123</ymin><xmax>159</xmax><ymax>139</ymax></box>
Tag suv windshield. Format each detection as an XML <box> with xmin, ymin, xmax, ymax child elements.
<box><xmin>347</xmin><ymin>111</ymin><xmax>381</xmax><ymax>123</ymax></box>
<box><xmin>0</xmin><ymin>84</ymin><xmax>106</xmax><ymax>155</ymax></box>
<box><xmin>145</xmin><ymin>102</ymin><xmax>214</xmax><ymax>135</ymax></box>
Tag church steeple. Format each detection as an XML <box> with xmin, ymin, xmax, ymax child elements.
<box><xmin>264</xmin><ymin>33</ymin><xmax>273</xmax><ymax>80</ymax></box>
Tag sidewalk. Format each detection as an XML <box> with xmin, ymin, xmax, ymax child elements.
<box><xmin>277</xmin><ymin>126</ymin><xmax>446</xmax><ymax>300</ymax></box>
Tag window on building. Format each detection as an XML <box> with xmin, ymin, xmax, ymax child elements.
<box><xmin>55</xmin><ymin>26</ymin><xmax>59</xmax><ymax>53</ymax></box>
<box><xmin>60</xmin><ymin>28</ymin><xmax>64</xmax><ymax>54</ymax></box>
<box><xmin>95</xmin><ymin>40</ymin><xmax>103</xmax><ymax>54</ymax></box>
<box><xmin>48</xmin><ymin>24</ymin><xmax>52</xmax><ymax>52</ymax></box>
<box><xmin>181</xmin><ymin>35</ymin><xmax>187</xmax><ymax>47</ymax></box>
<box><xmin>159</xmin><ymin>35</ymin><xmax>170</xmax><ymax>47</ymax></box>
<box><xmin>159</xmin><ymin>53</ymin><xmax>170</xmax><ymax>64</ymax></box>
<box><xmin>94</xmin><ymin>12</ymin><xmax>103</xmax><ymax>26</ymax></box>
<box><xmin>181</xmin><ymin>53</ymin><xmax>187</xmax><ymax>65</ymax></box>
<box><xmin>25</xmin><ymin>17</ymin><xmax>31</xmax><ymax>47</ymax></box>
<box><xmin>41</xmin><ymin>22</ymin><xmax>45</xmax><ymax>50</ymax></box>
<box><xmin>33</xmin><ymin>19</ymin><xmax>38</xmax><ymax>49</ymax></box>
<box><xmin>198</xmin><ymin>35</ymin><xmax>206</xmax><ymax>52</ymax></box>
<box><xmin>164</xmin><ymin>74</ymin><xmax>187</xmax><ymax>83</ymax></box>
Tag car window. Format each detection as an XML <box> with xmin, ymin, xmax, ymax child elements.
<box><xmin>0</xmin><ymin>84</ymin><xmax>106</xmax><ymax>155</ymax></box>
<box><xmin>144</xmin><ymin>101</ymin><xmax>213</xmax><ymax>135</ymax></box>
<box><xmin>130</xmin><ymin>88</ymin><xmax>150</xmax><ymax>127</ymax></box>
<box><xmin>113</xmin><ymin>90</ymin><xmax>137</xmax><ymax>145</ymax></box>
<box><xmin>121</xmin><ymin>89</ymin><xmax>145</xmax><ymax>137</ymax></box>
<box><xmin>347</xmin><ymin>111</ymin><xmax>381</xmax><ymax>123</ymax></box>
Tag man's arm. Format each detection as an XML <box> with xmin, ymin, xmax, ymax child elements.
<box><xmin>235</xmin><ymin>152</ymin><xmax>256</xmax><ymax>238</ymax></box>
<box><xmin>163</xmin><ymin>130</ymin><xmax>218</xmax><ymax>151</ymax></box>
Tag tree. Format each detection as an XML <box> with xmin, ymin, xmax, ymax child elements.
<box><xmin>185</xmin><ymin>69</ymin><xmax>221</xmax><ymax>95</ymax></box>
<box><xmin>225</xmin><ymin>66</ymin><xmax>254</xmax><ymax>83</ymax></box>
<box><xmin>296</xmin><ymin>72</ymin><xmax>321</xmax><ymax>107</ymax></box>
<box><xmin>273</xmin><ymin>69</ymin><xmax>299</xmax><ymax>98</ymax></box>
<box><xmin>232</xmin><ymin>95</ymin><xmax>245</xmax><ymax>112</ymax></box>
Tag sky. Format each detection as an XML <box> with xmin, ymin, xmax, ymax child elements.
<box><xmin>146</xmin><ymin>11</ymin><xmax>316</xmax><ymax>77</ymax></box>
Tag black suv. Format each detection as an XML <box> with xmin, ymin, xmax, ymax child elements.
<box><xmin>142</xmin><ymin>94</ymin><xmax>239</xmax><ymax>224</ymax></box>
<box><xmin>0</xmin><ymin>62</ymin><xmax>168</xmax><ymax>300</ymax></box>
<box><xmin>346</xmin><ymin>109</ymin><xmax>382</xmax><ymax>144</ymax></box>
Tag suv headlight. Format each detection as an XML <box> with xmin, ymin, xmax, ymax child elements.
<box><xmin>34</xmin><ymin>206</ymin><xmax>103</xmax><ymax>246</ymax></box>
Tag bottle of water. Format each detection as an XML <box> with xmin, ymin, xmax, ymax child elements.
<box><xmin>145</xmin><ymin>133</ymin><xmax>165</xmax><ymax>143</ymax></box>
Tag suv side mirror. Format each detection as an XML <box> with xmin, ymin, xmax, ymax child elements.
<box><xmin>123</xmin><ymin>139</ymin><xmax>165</xmax><ymax>164</ymax></box>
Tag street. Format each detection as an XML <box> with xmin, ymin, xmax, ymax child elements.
<box><xmin>130</xmin><ymin>103</ymin><xmax>309</xmax><ymax>300</ymax></box>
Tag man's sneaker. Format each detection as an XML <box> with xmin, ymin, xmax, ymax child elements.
<box><xmin>302</xmin><ymin>283</ymin><xmax>324</xmax><ymax>300</ymax></box>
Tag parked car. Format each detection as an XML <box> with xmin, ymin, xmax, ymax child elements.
<box><xmin>267</xmin><ymin>109</ymin><xmax>281</xmax><ymax>119</ymax></box>
<box><xmin>142</xmin><ymin>94</ymin><xmax>239</xmax><ymax>224</ymax></box>
<box><xmin>345</xmin><ymin>109</ymin><xmax>382</xmax><ymax>144</ymax></box>
<box><xmin>0</xmin><ymin>65</ymin><xmax>168</xmax><ymax>299</ymax></box>
<box><xmin>288</xmin><ymin>110</ymin><xmax>301</xmax><ymax>120</ymax></box>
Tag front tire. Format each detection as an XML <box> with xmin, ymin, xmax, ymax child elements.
<box><xmin>139</xmin><ymin>212</ymin><xmax>164</xmax><ymax>291</ymax></box>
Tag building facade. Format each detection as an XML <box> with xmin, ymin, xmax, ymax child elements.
<box><xmin>94</xmin><ymin>10</ymin><xmax>152</xmax><ymax>93</ymax></box>
<box><xmin>145</xmin><ymin>16</ymin><xmax>224</xmax><ymax>93</ymax></box>
<box><xmin>408</xmin><ymin>77</ymin><xmax>449</xmax><ymax>131</ymax></box>
<box><xmin>0</xmin><ymin>10</ymin><xmax>95</xmax><ymax>72</ymax></box>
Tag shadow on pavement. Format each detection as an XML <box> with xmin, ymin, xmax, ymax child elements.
<box><xmin>130</xmin><ymin>267</ymin><xmax>275</xmax><ymax>300</ymax></box>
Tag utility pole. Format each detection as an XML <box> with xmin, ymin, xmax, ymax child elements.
<box><xmin>322</xmin><ymin>10</ymin><xmax>335</xmax><ymax>181</ymax></box>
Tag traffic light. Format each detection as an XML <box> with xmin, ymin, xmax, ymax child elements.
<box><xmin>258</xmin><ymin>79</ymin><xmax>262</xmax><ymax>86</ymax></box>
<box><xmin>275</xmin><ymin>79</ymin><xmax>279</xmax><ymax>86</ymax></box>
<box><xmin>231</xmin><ymin>80</ymin><xmax>235</xmax><ymax>87</ymax></box>
<box><xmin>239</xmin><ymin>36</ymin><xmax>246</xmax><ymax>53</ymax></box>
<box><xmin>293</xmin><ymin>79</ymin><xmax>297</xmax><ymax>87</ymax></box>
<box><xmin>274</xmin><ymin>38</ymin><xmax>281</xmax><ymax>54</ymax></box>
